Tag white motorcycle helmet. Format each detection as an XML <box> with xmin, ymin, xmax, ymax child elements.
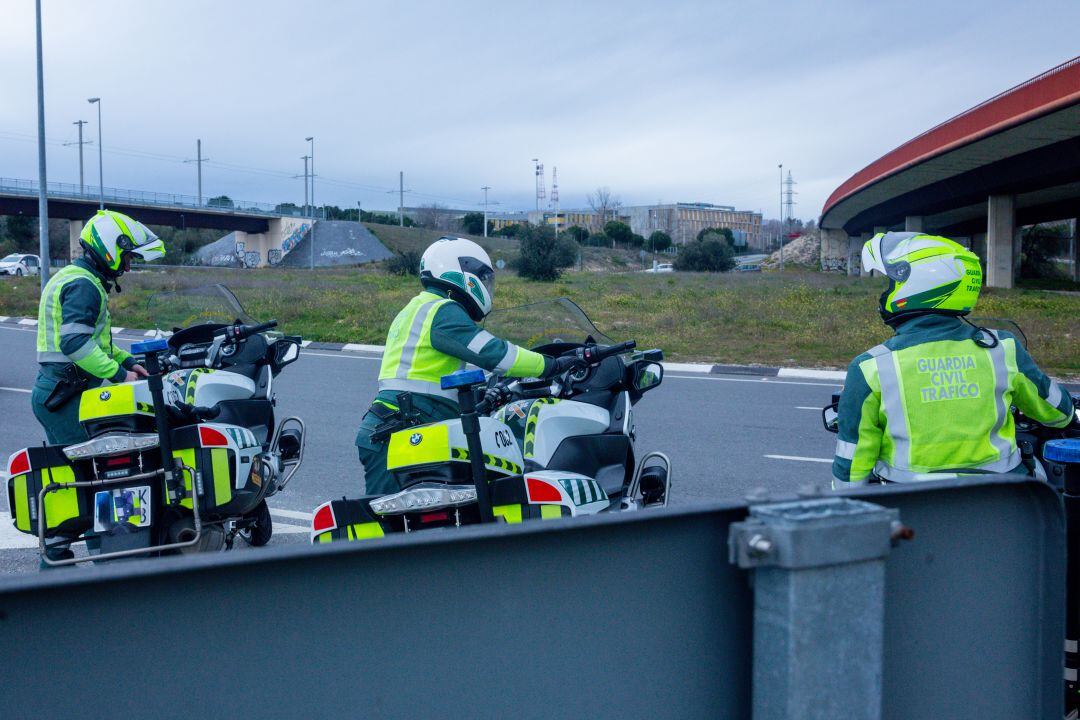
<box><xmin>420</xmin><ymin>236</ymin><xmax>496</xmax><ymax>320</ymax></box>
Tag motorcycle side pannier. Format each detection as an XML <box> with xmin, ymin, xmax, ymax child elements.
<box><xmin>6</xmin><ymin>445</ymin><xmax>92</xmax><ymax>538</ymax></box>
<box><xmin>170</xmin><ymin>424</ymin><xmax>262</xmax><ymax>517</ymax></box>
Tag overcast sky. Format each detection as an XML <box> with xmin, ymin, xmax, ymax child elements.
<box><xmin>2</xmin><ymin>0</ymin><xmax>1078</xmax><ymax>219</ymax></box>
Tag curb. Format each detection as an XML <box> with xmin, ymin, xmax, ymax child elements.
<box><xmin>6</xmin><ymin>316</ymin><xmax>1074</xmax><ymax>387</ymax></box>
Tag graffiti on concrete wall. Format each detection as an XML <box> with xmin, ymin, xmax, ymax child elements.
<box><xmin>267</xmin><ymin>249</ymin><xmax>283</xmax><ymax>266</ymax></box>
<box><xmin>243</xmin><ymin>251</ymin><xmax>261</xmax><ymax>268</ymax></box>
<box><xmin>281</xmin><ymin>223</ymin><xmax>311</xmax><ymax>256</ymax></box>
<box><xmin>320</xmin><ymin>248</ymin><xmax>368</xmax><ymax>259</ymax></box>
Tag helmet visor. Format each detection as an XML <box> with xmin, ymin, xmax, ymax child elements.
<box><xmin>460</xmin><ymin>255</ymin><xmax>495</xmax><ymax>299</ymax></box>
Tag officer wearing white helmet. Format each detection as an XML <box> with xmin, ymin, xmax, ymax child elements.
<box><xmin>355</xmin><ymin>236</ymin><xmax>584</xmax><ymax>495</ymax></box>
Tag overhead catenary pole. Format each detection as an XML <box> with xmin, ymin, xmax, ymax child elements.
<box><xmin>184</xmin><ymin>139</ymin><xmax>209</xmax><ymax>205</ymax></box>
<box><xmin>399</xmin><ymin>171</ymin><xmax>404</xmax><ymax>227</ymax></box>
<box><xmin>778</xmin><ymin>163</ymin><xmax>784</xmax><ymax>272</ymax></box>
<box><xmin>88</xmin><ymin>97</ymin><xmax>103</xmax><ymax>209</ymax></box>
<box><xmin>34</xmin><ymin>0</ymin><xmax>49</xmax><ymax>289</ymax></box>
<box><xmin>306</xmin><ymin>136</ymin><xmax>315</xmax><ymax>270</ymax></box>
<box><xmin>481</xmin><ymin>185</ymin><xmax>491</xmax><ymax>238</ymax></box>
<box><xmin>65</xmin><ymin>120</ymin><xmax>90</xmax><ymax>195</ymax></box>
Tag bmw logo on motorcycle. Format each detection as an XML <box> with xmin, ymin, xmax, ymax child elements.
<box><xmin>99</xmin><ymin>390</ymin><xmax>111</xmax><ymax>401</ymax></box>
<box><xmin>409</xmin><ymin>433</ymin><xmax>423</xmax><ymax>446</ymax></box>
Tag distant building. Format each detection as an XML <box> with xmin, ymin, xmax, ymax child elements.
<box><xmin>624</xmin><ymin>203</ymin><xmax>763</xmax><ymax>248</ymax></box>
<box><xmin>488</xmin><ymin>212</ymin><xmax>530</xmax><ymax>232</ymax></box>
<box><xmin>527</xmin><ymin>209</ymin><xmax>631</xmax><ymax>234</ymax></box>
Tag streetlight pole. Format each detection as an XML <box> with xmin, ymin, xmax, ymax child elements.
<box><xmin>306</xmin><ymin>136</ymin><xmax>315</xmax><ymax>270</ymax></box>
<box><xmin>34</xmin><ymin>0</ymin><xmax>49</xmax><ymax>289</ymax></box>
<box><xmin>399</xmin><ymin>171</ymin><xmax>404</xmax><ymax>227</ymax></box>
<box><xmin>357</xmin><ymin>200</ymin><xmax>362</xmax><ymax>223</ymax></box>
<box><xmin>481</xmin><ymin>185</ymin><xmax>491</xmax><ymax>238</ymax></box>
<box><xmin>88</xmin><ymin>97</ymin><xmax>103</xmax><ymax>209</ymax></box>
<box><xmin>778</xmin><ymin>163</ymin><xmax>784</xmax><ymax>272</ymax></box>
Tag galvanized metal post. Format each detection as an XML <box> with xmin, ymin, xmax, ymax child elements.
<box><xmin>34</xmin><ymin>0</ymin><xmax>49</xmax><ymax>290</ymax></box>
<box><xmin>730</xmin><ymin>498</ymin><xmax>900</xmax><ymax>720</ymax></box>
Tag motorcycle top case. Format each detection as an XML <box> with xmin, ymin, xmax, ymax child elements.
<box><xmin>6</xmin><ymin>445</ymin><xmax>92</xmax><ymax>539</ymax></box>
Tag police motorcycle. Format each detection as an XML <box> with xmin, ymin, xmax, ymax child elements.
<box><xmin>311</xmin><ymin>298</ymin><xmax>670</xmax><ymax>542</ymax></box>
<box><xmin>6</xmin><ymin>285</ymin><xmax>306</xmax><ymax>566</ymax></box>
<box><xmin>821</xmin><ymin>318</ymin><xmax>1080</xmax><ymax>716</ymax></box>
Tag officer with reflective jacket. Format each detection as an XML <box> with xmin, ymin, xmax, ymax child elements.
<box><xmin>832</xmin><ymin>232</ymin><xmax>1074</xmax><ymax>487</ymax></box>
<box><xmin>356</xmin><ymin>236</ymin><xmax>582</xmax><ymax>495</ymax></box>
<box><xmin>32</xmin><ymin>210</ymin><xmax>165</xmax><ymax>446</ymax></box>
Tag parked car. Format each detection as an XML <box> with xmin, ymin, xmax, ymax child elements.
<box><xmin>0</xmin><ymin>254</ymin><xmax>40</xmax><ymax>277</ymax></box>
<box><xmin>643</xmin><ymin>263</ymin><xmax>674</xmax><ymax>273</ymax></box>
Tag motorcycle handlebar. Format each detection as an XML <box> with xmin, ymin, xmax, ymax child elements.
<box><xmin>583</xmin><ymin>340</ymin><xmax>636</xmax><ymax>364</ymax></box>
<box><xmin>213</xmin><ymin>320</ymin><xmax>279</xmax><ymax>341</ymax></box>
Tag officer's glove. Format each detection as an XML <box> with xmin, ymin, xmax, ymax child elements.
<box><xmin>551</xmin><ymin>354</ymin><xmax>589</xmax><ymax>376</ymax></box>
<box><xmin>482</xmin><ymin>384</ymin><xmax>511</xmax><ymax>410</ymax></box>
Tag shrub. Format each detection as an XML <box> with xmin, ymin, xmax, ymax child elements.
<box><xmin>517</xmin><ymin>224</ymin><xmax>580</xmax><ymax>281</ymax></box>
<box><xmin>647</xmin><ymin>231</ymin><xmax>672</xmax><ymax>253</ymax></box>
<box><xmin>386</xmin><ymin>250</ymin><xmax>421</xmax><ymax>276</ymax></box>
<box><xmin>566</xmin><ymin>225</ymin><xmax>590</xmax><ymax>244</ymax></box>
<box><xmin>603</xmin><ymin>221</ymin><xmax>633</xmax><ymax>246</ymax></box>
<box><xmin>461</xmin><ymin>212</ymin><xmax>485</xmax><ymax>235</ymax></box>
<box><xmin>587</xmin><ymin>232</ymin><xmax>610</xmax><ymax>247</ymax></box>
<box><xmin>674</xmin><ymin>237</ymin><xmax>735</xmax><ymax>272</ymax></box>
<box><xmin>496</xmin><ymin>224</ymin><xmax>521</xmax><ymax>238</ymax></box>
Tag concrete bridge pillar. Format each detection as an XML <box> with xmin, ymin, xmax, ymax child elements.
<box><xmin>904</xmin><ymin>216</ymin><xmax>924</xmax><ymax>233</ymax></box>
<box><xmin>847</xmin><ymin>236</ymin><xmax>862</xmax><ymax>276</ymax></box>
<box><xmin>68</xmin><ymin>219</ymin><xmax>84</xmax><ymax>261</ymax></box>
<box><xmin>986</xmin><ymin>194</ymin><xmax>1016</xmax><ymax>288</ymax></box>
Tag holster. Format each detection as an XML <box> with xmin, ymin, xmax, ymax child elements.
<box><xmin>369</xmin><ymin>393</ymin><xmax>423</xmax><ymax>444</ymax></box>
<box><xmin>43</xmin><ymin>365</ymin><xmax>90</xmax><ymax>412</ymax></box>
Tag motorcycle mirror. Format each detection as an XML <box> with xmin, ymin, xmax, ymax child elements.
<box><xmin>634</xmin><ymin>362</ymin><xmax>663</xmax><ymax>392</ymax></box>
<box><xmin>275</xmin><ymin>340</ymin><xmax>301</xmax><ymax>366</ymax></box>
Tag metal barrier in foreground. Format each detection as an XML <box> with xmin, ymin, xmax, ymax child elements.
<box><xmin>0</xmin><ymin>475</ymin><xmax>1065</xmax><ymax>719</ymax></box>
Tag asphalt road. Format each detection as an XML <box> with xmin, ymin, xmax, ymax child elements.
<box><xmin>0</xmin><ymin>323</ymin><xmax>842</xmax><ymax>575</ymax></box>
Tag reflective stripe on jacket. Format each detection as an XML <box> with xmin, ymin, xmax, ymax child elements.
<box><xmin>832</xmin><ymin>315</ymin><xmax>1073</xmax><ymax>486</ymax></box>
<box><xmin>378</xmin><ymin>290</ymin><xmax>551</xmax><ymax>401</ymax></box>
<box><xmin>36</xmin><ymin>261</ymin><xmax>131</xmax><ymax>382</ymax></box>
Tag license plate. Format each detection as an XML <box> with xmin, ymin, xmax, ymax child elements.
<box><xmin>94</xmin><ymin>486</ymin><xmax>152</xmax><ymax>532</ymax></box>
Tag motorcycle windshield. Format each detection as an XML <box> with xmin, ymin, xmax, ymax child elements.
<box><xmin>968</xmin><ymin>317</ymin><xmax>1027</xmax><ymax>349</ymax></box>
<box><xmin>483</xmin><ymin>298</ymin><xmax>614</xmax><ymax>349</ymax></box>
<box><xmin>147</xmin><ymin>284</ymin><xmax>256</xmax><ymax>332</ymax></box>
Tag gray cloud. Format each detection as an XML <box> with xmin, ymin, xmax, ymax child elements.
<box><xmin>2</xmin><ymin>0</ymin><xmax>1077</xmax><ymax>218</ymax></box>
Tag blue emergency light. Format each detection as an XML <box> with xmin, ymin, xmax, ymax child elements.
<box><xmin>441</xmin><ymin>369</ymin><xmax>486</xmax><ymax>390</ymax></box>
<box><xmin>1044</xmin><ymin>439</ymin><xmax>1080</xmax><ymax>464</ymax></box>
<box><xmin>131</xmin><ymin>338</ymin><xmax>169</xmax><ymax>355</ymax></box>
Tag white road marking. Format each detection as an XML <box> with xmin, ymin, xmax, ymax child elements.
<box><xmin>17</xmin><ymin>319</ymin><xmax>37</xmax><ymax>326</ymax></box>
<box><xmin>269</xmin><ymin>507</ymin><xmax>314</xmax><ymax>521</ymax></box>
<box><xmin>777</xmin><ymin>368</ymin><xmax>846</xmax><ymax>381</ymax></box>
<box><xmin>667</xmin><ymin>374</ymin><xmax>840</xmax><ymax>388</ymax></box>
<box><xmin>0</xmin><ymin>387</ymin><xmax>31</xmax><ymax>394</ymax></box>
<box><xmin>0</xmin><ymin>325</ymin><xmax>39</xmax><ymax>333</ymax></box>
<box><xmin>144</xmin><ymin>330</ymin><xmax>157</xmax><ymax>337</ymax></box>
<box><xmin>342</xmin><ymin>343</ymin><xmax>385</xmax><ymax>353</ymax></box>
<box><xmin>663</xmin><ymin>362</ymin><xmax>714</xmax><ymax>373</ymax></box>
<box><xmin>0</xmin><ymin>512</ymin><xmax>39</xmax><ymax>549</ymax></box>
<box><xmin>764</xmin><ymin>454</ymin><xmax>832</xmax><ymax>463</ymax></box>
<box><xmin>300</xmin><ymin>340</ymin><xmax>312</xmax><ymax>347</ymax></box>
<box><xmin>303</xmin><ymin>351</ymin><xmax>380</xmax><ymax>361</ymax></box>
<box><xmin>111</xmin><ymin>327</ymin><xmax>125</xmax><ymax>334</ymax></box>
<box><xmin>796</xmin><ymin>406</ymin><xmax>821</xmax><ymax>410</ymax></box>
<box><xmin>0</xmin><ymin>316</ymin><xmax>9</xmax><ymax>322</ymax></box>
<box><xmin>272</xmin><ymin>522</ymin><xmax>309</xmax><ymax>535</ymax></box>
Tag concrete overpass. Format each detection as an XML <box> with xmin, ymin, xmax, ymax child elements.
<box><xmin>0</xmin><ymin>177</ymin><xmax>311</xmax><ymax>267</ymax></box>
<box><xmin>820</xmin><ymin>56</ymin><xmax>1080</xmax><ymax>287</ymax></box>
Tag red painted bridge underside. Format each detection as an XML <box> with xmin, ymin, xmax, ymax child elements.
<box><xmin>821</xmin><ymin>56</ymin><xmax>1080</xmax><ymax>222</ymax></box>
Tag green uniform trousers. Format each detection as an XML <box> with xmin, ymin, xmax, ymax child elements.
<box><xmin>30</xmin><ymin>373</ymin><xmax>90</xmax><ymax>446</ymax></box>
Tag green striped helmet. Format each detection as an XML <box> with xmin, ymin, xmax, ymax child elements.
<box><xmin>80</xmin><ymin>210</ymin><xmax>166</xmax><ymax>275</ymax></box>
<box><xmin>861</xmin><ymin>232</ymin><xmax>982</xmax><ymax>323</ymax></box>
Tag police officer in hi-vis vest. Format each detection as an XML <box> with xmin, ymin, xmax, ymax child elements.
<box><xmin>32</xmin><ymin>210</ymin><xmax>165</xmax><ymax>446</ymax></box>
<box><xmin>832</xmin><ymin>232</ymin><xmax>1074</xmax><ymax>487</ymax></box>
<box><xmin>355</xmin><ymin>236</ymin><xmax>585</xmax><ymax>495</ymax></box>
